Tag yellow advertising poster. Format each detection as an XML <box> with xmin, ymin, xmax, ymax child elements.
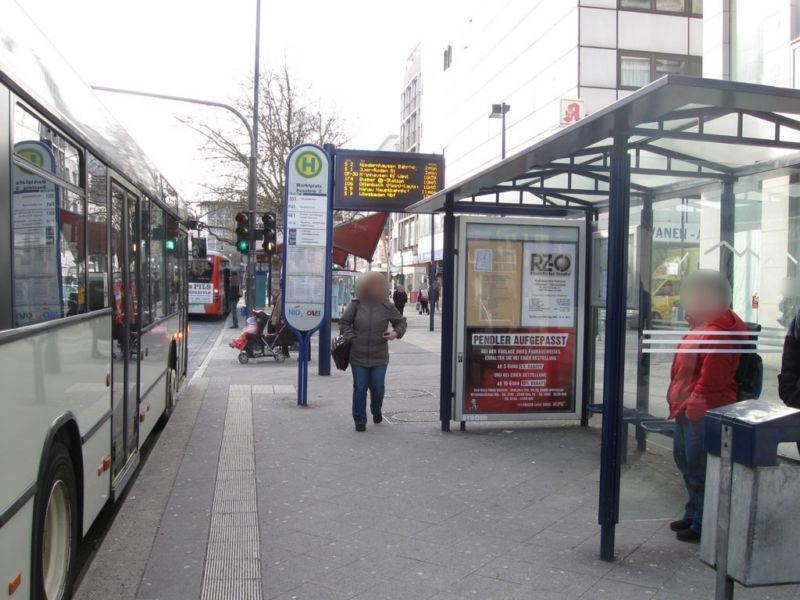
<box><xmin>465</xmin><ymin>240</ymin><xmax>522</xmax><ymax>327</ymax></box>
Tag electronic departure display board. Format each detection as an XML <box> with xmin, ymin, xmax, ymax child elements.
<box><xmin>333</xmin><ymin>149</ymin><xmax>445</xmax><ymax>212</ymax></box>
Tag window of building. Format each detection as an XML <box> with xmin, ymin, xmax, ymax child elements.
<box><xmin>793</xmin><ymin>0</ymin><xmax>800</xmax><ymax>40</ymax></box>
<box><xmin>619</xmin><ymin>51</ymin><xmax>702</xmax><ymax>89</ymax></box>
<box><xmin>443</xmin><ymin>45</ymin><xmax>453</xmax><ymax>71</ymax></box>
<box><xmin>619</xmin><ymin>0</ymin><xmax>701</xmax><ymax>15</ymax></box>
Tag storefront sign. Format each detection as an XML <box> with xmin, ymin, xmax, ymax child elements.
<box><xmin>282</xmin><ymin>144</ymin><xmax>331</xmax><ymax>332</ymax></box>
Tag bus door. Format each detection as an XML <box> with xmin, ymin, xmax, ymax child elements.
<box><xmin>110</xmin><ymin>182</ymin><xmax>141</xmax><ymax>486</ymax></box>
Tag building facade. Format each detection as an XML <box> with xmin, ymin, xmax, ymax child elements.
<box><xmin>390</xmin><ymin>0</ymin><xmax>703</xmax><ymax>290</ymax></box>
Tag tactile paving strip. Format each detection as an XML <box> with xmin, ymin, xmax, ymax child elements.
<box><xmin>200</xmin><ymin>385</ymin><xmax>262</xmax><ymax>600</ymax></box>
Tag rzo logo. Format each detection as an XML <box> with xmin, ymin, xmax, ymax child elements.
<box><xmin>531</xmin><ymin>253</ymin><xmax>571</xmax><ymax>275</ymax></box>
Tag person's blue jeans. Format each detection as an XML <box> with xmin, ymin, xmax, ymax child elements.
<box><xmin>230</xmin><ymin>299</ymin><xmax>239</xmax><ymax>327</ymax></box>
<box><xmin>351</xmin><ymin>364</ymin><xmax>387</xmax><ymax>425</ymax></box>
<box><xmin>673</xmin><ymin>414</ymin><xmax>707</xmax><ymax>534</ymax></box>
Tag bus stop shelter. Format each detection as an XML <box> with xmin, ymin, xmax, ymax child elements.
<box><xmin>408</xmin><ymin>75</ymin><xmax>800</xmax><ymax>560</ymax></box>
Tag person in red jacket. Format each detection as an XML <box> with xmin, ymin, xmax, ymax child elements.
<box><xmin>667</xmin><ymin>269</ymin><xmax>745</xmax><ymax>543</ymax></box>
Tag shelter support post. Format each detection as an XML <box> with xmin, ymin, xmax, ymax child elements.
<box><xmin>430</xmin><ymin>213</ymin><xmax>435</xmax><ymax>332</ymax></box>
<box><xmin>635</xmin><ymin>194</ymin><xmax>654</xmax><ymax>452</ymax></box>
<box><xmin>581</xmin><ymin>209</ymin><xmax>594</xmax><ymax>427</ymax></box>
<box><xmin>720</xmin><ymin>177</ymin><xmax>735</xmax><ymax>286</ymax></box>
<box><xmin>598</xmin><ymin>134</ymin><xmax>631</xmax><ymax>562</ymax></box>
<box><xmin>439</xmin><ymin>193</ymin><xmax>456</xmax><ymax>432</ymax></box>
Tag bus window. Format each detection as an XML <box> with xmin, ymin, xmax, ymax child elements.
<box><xmin>150</xmin><ymin>206</ymin><xmax>165</xmax><ymax>319</ymax></box>
<box><xmin>87</xmin><ymin>153</ymin><xmax>108</xmax><ymax>310</ymax></box>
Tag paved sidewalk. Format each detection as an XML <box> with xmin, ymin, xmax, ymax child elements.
<box><xmin>75</xmin><ymin>313</ymin><xmax>800</xmax><ymax>599</ymax></box>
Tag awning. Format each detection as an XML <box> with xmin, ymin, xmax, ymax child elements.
<box><xmin>332</xmin><ymin>212</ymin><xmax>387</xmax><ymax>266</ymax></box>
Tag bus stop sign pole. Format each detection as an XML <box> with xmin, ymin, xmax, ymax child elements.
<box><xmin>281</xmin><ymin>144</ymin><xmax>333</xmax><ymax>406</ymax></box>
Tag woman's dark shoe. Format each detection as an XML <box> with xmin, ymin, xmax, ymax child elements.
<box><xmin>373</xmin><ymin>414</ymin><xmax>383</xmax><ymax>424</ymax></box>
<box><xmin>676</xmin><ymin>528</ymin><xmax>701</xmax><ymax>543</ymax></box>
<box><xmin>669</xmin><ymin>519</ymin><xmax>692</xmax><ymax>532</ymax></box>
<box><xmin>355</xmin><ymin>424</ymin><xmax>366</xmax><ymax>432</ymax></box>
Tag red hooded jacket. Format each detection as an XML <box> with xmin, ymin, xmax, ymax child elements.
<box><xmin>667</xmin><ymin>308</ymin><xmax>746</xmax><ymax>421</ymax></box>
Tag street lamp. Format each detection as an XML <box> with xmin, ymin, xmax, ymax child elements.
<box><xmin>489</xmin><ymin>102</ymin><xmax>511</xmax><ymax>159</ymax></box>
<box><xmin>91</xmin><ymin>85</ymin><xmax>259</xmax><ymax>311</ymax></box>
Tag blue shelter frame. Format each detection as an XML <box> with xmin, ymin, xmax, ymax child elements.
<box><xmin>407</xmin><ymin>75</ymin><xmax>800</xmax><ymax>561</ymax></box>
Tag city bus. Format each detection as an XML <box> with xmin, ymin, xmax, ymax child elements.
<box><xmin>0</xmin><ymin>5</ymin><xmax>189</xmax><ymax>599</ymax></box>
<box><xmin>188</xmin><ymin>250</ymin><xmax>231</xmax><ymax>317</ymax></box>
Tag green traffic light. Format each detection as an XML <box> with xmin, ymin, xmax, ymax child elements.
<box><xmin>165</xmin><ymin>239</ymin><xmax>175</xmax><ymax>251</ymax></box>
<box><xmin>237</xmin><ymin>239</ymin><xmax>249</xmax><ymax>252</ymax></box>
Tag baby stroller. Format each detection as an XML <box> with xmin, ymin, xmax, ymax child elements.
<box><xmin>238</xmin><ymin>310</ymin><xmax>291</xmax><ymax>364</ymax></box>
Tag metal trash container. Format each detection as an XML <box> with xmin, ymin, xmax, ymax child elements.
<box><xmin>701</xmin><ymin>399</ymin><xmax>800</xmax><ymax>597</ymax></box>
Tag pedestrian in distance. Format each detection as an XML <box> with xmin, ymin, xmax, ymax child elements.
<box><xmin>419</xmin><ymin>286</ymin><xmax>429</xmax><ymax>315</ymax></box>
<box><xmin>229</xmin><ymin>271</ymin><xmax>241</xmax><ymax>328</ymax></box>
<box><xmin>667</xmin><ymin>270</ymin><xmax>745</xmax><ymax>543</ymax></box>
<box><xmin>339</xmin><ymin>272</ymin><xmax>407</xmax><ymax>432</ymax></box>
<box><xmin>392</xmin><ymin>286</ymin><xmax>408</xmax><ymax>315</ymax></box>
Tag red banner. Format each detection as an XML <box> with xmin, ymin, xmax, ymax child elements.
<box><xmin>463</xmin><ymin>326</ymin><xmax>575</xmax><ymax>414</ymax></box>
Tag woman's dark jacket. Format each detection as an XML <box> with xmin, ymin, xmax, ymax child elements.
<box><xmin>339</xmin><ymin>299</ymin><xmax>407</xmax><ymax>367</ymax></box>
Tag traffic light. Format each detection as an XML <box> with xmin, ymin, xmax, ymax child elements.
<box><xmin>262</xmin><ymin>212</ymin><xmax>277</xmax><ymax>257</ymax></box>
<box><xmin>235</xmin><ymin>212</ymin><xmax>250</xmax><ymax>253</ymax></box>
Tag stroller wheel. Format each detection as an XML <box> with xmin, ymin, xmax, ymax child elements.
<box><xmin>238</xmin><ymin>351</ymin><xmax>249</xmax><ymax>364</ymax></box>
<box><xmin>275</xmin><ymin>352</ymin><xmax>286</xmax><ymax>363</ymax></box>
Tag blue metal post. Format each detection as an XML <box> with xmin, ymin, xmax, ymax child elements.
<box><xmin>598</xmin><ymin>134</ymin><xmax>631</xmax><ymax>562</ymax></box>
<box><xmin>439</xmin><ymin>194</ymin><xmax>456</xmax><ymax>431</ymax></box>
<box><xmin>581</xmin><ymin>208</ymin><xmax>594</xmax><ymax>427</ymax></box>
<box><xmin>430</xmin><ymin>213</ymin><xmax>435</xmax><ymax>332</ymax></box>
<box><xmin>318</xmin><ymin>143</ymin><xmax>336</xmax><ymax>376</ymax></box>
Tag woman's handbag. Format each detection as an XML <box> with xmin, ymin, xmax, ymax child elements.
<box><xmin>331</xmin><ymin>335</ymin><xmax>351</xmax><ymax>371</ymax></box>
<box><xmin>331</xmin><ymin>304</ymin><xmax>358</xmax><ymax>371</ymax></box>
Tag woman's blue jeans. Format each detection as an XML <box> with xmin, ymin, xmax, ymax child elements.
<box><xmin>351</xmin><ymin>364</ymin><xmax>387</xmax><ymax>425</ymax></box>
<box><xmin>673</xmin><ymin>414</ymin><xmax>707</xmax><ymax>534</ymax></box>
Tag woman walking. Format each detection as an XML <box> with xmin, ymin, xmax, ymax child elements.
<box><xmin>339</xmin><ymin>272</ymin><xmax>407</xmax><ymax>432</ymax></box>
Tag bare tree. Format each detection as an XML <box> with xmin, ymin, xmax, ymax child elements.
<box><xmin>183</xmin><ymin>65</ymin><xmax>349</xmax><ymax>217</ymax></box>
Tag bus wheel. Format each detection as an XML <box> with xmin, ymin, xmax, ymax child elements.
<box><xmin>165</xmin><ymin>366</ymin><xmax>179</xmax><ymax>418</ymax></box>
<box><xmin>33</xmin><ymin>442</ymin><xmax>78</xmax><ymax>600</ymax></box>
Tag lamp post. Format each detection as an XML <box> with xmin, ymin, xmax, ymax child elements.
<box><xmin>489</xmin><ymin>102</ymin><xmax>511</xmax><ymax>159</ymax></box>
<box><xmin>91</xmin><ymin>85</ymin><xmax>259</xmax><ymax>310</ymax></box>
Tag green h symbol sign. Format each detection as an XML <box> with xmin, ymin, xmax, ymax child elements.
<box><xmin>295</xmin><ymin>150</ymin><xmax>322</xmax><ymax>178</ymax></box>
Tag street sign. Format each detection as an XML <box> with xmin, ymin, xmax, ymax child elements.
<box><xmin>282</xmin><ymin>144</ymin><xmax>332</xmax><ymax>332</ymax></box>
<box><xmin>333</xmin><ymin>149</ymin><xmax>444</xmax><ymax>212</ymax></box>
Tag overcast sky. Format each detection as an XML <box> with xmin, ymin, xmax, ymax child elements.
<box><xmin>22</xmin><ymin>0</ymin><xmax>451</xmax><ymax>203</ymax></box>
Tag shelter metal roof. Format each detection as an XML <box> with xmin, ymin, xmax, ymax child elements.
<box><xmin>408</xmin><ymin>75</ymin><xmax>800</xmax><ymax>213</ymax></box>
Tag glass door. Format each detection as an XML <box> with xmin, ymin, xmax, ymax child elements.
<box><xmin>110</xmin><ymin>182</ymin><xmax>141</xmax><ymax>481</ymax></box>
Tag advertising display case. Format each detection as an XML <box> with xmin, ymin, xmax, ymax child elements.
<box><xmin>454</xmin><ymin>217</ymin><xmax>586</xmax><ymax>422</ymax></box>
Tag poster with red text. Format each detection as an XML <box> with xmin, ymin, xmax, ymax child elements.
<box><xmin>463</xmin><ymin>327</ymin><xmax>575</xmax><ymax>414</ymax></box>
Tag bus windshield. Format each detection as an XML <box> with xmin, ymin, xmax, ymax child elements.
<box><xmin>189</xmin><ymin>259</ymin><xmax>213</xmax><ymax>283</ymax></box>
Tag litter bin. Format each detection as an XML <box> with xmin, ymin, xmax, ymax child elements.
<box><xmin>701</xmin><ymin>399</ymin><xmax>800</xmax><ymax>597</ymax></box>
